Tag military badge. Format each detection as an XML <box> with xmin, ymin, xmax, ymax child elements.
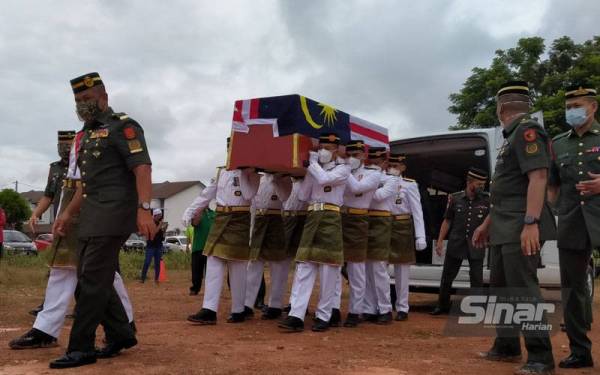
<box><xmin>123</xmin><ymin>127</ymin><xmax>137</xmax><ymax>140</ymax></box>
<box><xmin>233</xmin><ymin>177</ymin><xmax>240</xmax><ymax>186</ymax></box>
<box><xmin>395</xmin><ymin>198</ymin><xmax>402</xmax><ymax>205</ymax></box>
<box><xmin>90</xmin><ymin>129</ymin><xmax>109</xmax><ymax>138</ymax></box>
<box><xmin>128</xmin><ymin>140</ymin><xmax>143</xmax><ymax>154</ymax></box>
<box><xmin>523</xmin><ymin>129</ymin><xmax>537</xmax><ymax>142</ymax></box>
<box><xmin>83</xmin><ymin>76</ymin><xmax>95</xmax><ymax>88</ymax></box>
<box><xmin>92</xmin><ymin>150</ymin><xmax>101</xmax><ymax>158</ymax></box>
<box><xmin>324</xmin><ymin>186</ymin><xmax>332</xmax><ymax>192</ymax></box>
<box><xmin>526</xmin><ymin>143</ymin><xmax>539</xmax><ymax>154</ymax></box>
<box><xmin>234</xmin><ymin>190</ymin><xmax>242</xmax><ymax>196</ymax></box>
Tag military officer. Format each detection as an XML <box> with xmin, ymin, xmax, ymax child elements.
<box><xmin>337</xmin><ymin>139</ymin><xmax>382</xmax><ymax>327</ymax></box>
<box><xmin>245</xmin><ymin>173</ymin><xmax>291</xmax><ymax>320</ymax></box>
<box><xmin>472</xmin><ymin>81</ymin><xmax>555</xmax><ymax>375</ymax></box>
<box><xmin>547</xmin><ymin>84</ymin><xmax>599</xmax><ymax>369</ymax></box>
<box><xmin>10</xmin><ymin>130</ymin><xmax>135</xmax><ymax>351</ymax></box>
<box><xmin>388</xmin><ymin>154</ymin><xmax>426</xmax><ymax>321</ymax></box>
<box><xmin>50</xmin><ymin>72</ymin><xmax>154</xmax><ymax>369</ymax></box>
<box><xmin>363</xmin><ymin>147</ymin><xmax>397</xmax><ymax>325</ymax></box>
<box><xmin>183</xmin><ymin>138</ymin><xmax>260</xmax><ymax>325</ymax></box>
<box><xmin>278</xmin><ymin>133</ymin><xmax>350</xmax><ymax>333</ymax></box>
<box><xmin>431</xmin><ymin>167</ymin><xmax>489</xmax><ymax>316</ymax></box>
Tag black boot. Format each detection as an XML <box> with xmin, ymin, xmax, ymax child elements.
<box><xmin>95</xmin><ymin>337</ymin><xmax>137</xmax><ymax>359</ymax></box>
<box><xmin>261</xmin><ymin>307</ymin><xmax>282</xmax><ymax>320</ymax></box>
<box><xmin>227</xmin><ymin>312</ymin><xmax>246</xmax><ymax>323</ymax></box>
<box><xmin>395</xmin><ymin>311</ymin><xmax>408</xmax><ymax>321</ymax></box>
<box><xmin>362</xmin><ymin>313</ymin><xmax>378</xmax><ymax>323</ymax></box>
<box><xmin>376</xmin><ymin>312</ymin><xmax>393</xmax><ymax>325</ymax></box>
<box><xmin>9</xmin><ymin>329</ymin><xmax>58</xmax><ymax>349</ymax></box>
<box><xmin>559</xmin><ymin>353</ymin><xmax>593</xmax><ymax>369</ymax></box>
<box><xmin>243</xmin><ymin>306</ymin><xmax>255</xmax><ymax>319</ymax></box>
<box><xmin>187</xmin><ymin>308</ymin><xmax>217</xmax><ymax>325</ymax></box>
<box><xmin>49</xmin><ymin>351</ymin><xmax>97</xmax><ymax>369</ymax></box>
<box><xmin>429</xmin><ymin>306</ymin><xmax>449</xmax><ymax>316</ymax></box>
<box><xmin>343</xmin><ymin>313</ymin><xmax>361</xmax><ymax>328</ymax></box>
<box><xmin>515</xmin><ymin>362</ymin><xmax>555</xmax><ymax>375</ymax></box>
<box><xmin>477</xmin><ymin>348</ymin><xmax>522</xmax><ymax>363</ymax></box>
<box><xmin>329</xmin><ymin>308</ymin><xmax>341</xmax><ymax>327</ymax></box>
<box><xmin>312</xmin><ymin>318</ymin><xmax>330</xmax><ymax>332</ymax></box>
<box><xmin>278</xmin><ymin>316</ymin><xmax>304</xmax><ymax>332</ymax></box>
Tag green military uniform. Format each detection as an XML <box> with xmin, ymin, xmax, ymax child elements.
<box><xmin>486</xmin><ymin>81</ymin><xmax>555</xmax><ymax>366</ymax></box>
<box><xmin>66</xmin><ymin>72</ymin><xmax>151</xmax><ymax>354</ymax></box>
<box><xmin>44</xmin><ymin>160</ymin><xmax>68</xmax><ymax>217</ymax></box>
<box><xmin>548</xmin><ymin>87</ymin><xmax>599</xmax><ymax>359</ymax></box>
<box><xmin>437</xmin><ymin>185</ymin><xmax>489</xmax><ymax>311</ymax></box>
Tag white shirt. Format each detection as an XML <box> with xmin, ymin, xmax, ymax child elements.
<box><xmin>298</xmin><ymin>158</ymin><xmax>351</xmax><ymax>206</ymax></box>
<box><xmin>66</xmin><ymin>135</ymin><xmax>81</xmax><ymax>180</ymax></box>
<box><xmin>343</xmin><ymin>165</ymin><xmax>382</xmax><ymax>209</ymax></box>
<box><xmin>369</xmin><ymin>173</ymin><xmax>400</xmax><ymax>212</ymax></box>
<box><xmin>282</xmin><ymin>179</ymin><xmax>308</xmax><ymax>211</ymax></box>
<box><xmin>252</xmin><ymin>174</ymin><xmax>283</xmax><ymax>210</ymax></box>
<box><xmin>390</xmin><ymin>177</ymin><xmax>426</xmax><ymax>240</ymax></box>
<box><xmin>182</xmin><ymin>167</ymin><xmax>259</xmax><ymax>223</ymax></box>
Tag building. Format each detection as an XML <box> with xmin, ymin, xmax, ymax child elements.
<box><xmin>20</xmin><ymin>180</ymin><xmax>205</xmax><ymax>235</ymax></box>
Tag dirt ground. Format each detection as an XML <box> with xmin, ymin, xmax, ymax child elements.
<box><xmin>1</xmin><ymin>270</ymin><xmax>598</xmax><ymax>375</ymax></box>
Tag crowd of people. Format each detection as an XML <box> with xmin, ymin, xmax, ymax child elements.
<box><xmin>4</xmin><ymin>74</ymin><xmax>599</xmax><ymax>374</ymax></box>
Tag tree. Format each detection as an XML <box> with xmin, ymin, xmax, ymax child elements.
<box><xmin>449</xmin><ymin>36</ymin><xmax>600</xmax><ymax>137</ymax></box>
<box><xmin>0</xmin><ymin>189</ymin><xmax>32</xmax><ymax>231</ymax></box>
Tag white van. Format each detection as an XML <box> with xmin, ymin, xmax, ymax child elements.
<box><xmin>388</xmin><ymin>127</ymin><xmax>576</xmax><ymax>292</ymax></box>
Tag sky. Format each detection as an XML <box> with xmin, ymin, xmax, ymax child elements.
<box><xmin>0</xmin><ymin>0</ymin><xmax>598</xmax><ymax>191</ymax></box>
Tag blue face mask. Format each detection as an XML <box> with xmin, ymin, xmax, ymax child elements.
<box><xmin>565</xmin><ymin>107</ymin><xmax>588</xmax><ymax>128</ymax></box>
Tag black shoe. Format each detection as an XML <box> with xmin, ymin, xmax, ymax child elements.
<box><xmin>515</xmin><ymin>362</ymin><xmax>555</xmax><ymax>375</ymax></box>
<box><xmin>362</xmin><ymin>313</ymin><xmax>378</xmax><ymax>323</ymax></box>
<box><xmin>329</xmin><ymin>308</ymin><xmax>341</xmax><ymax>327</ymax></box>
<box><xmin>254</xmin><ymin>300</ymin><xmax>265</xmax><ymax>310</ymax></box>
<box><xmin>189</xmin><ymin>290</ymin><xmax>199</xmax><ymax>296</ymax></box>
<box><xmin>312</xmin><ymin>318</ymin><xmax>330</xmax><ymax>332</ymax></box>
<box><xmin>262</xmin><ymin>307</ymin><xmax>282</xmax><ymax>320</ymax></box>
<box><xmin>9</xmin><ymin>329</ymin><xmax>58</xmax><ymax>350</ymax></box>
<box><xmin>29</xmin><ymin>304</ymin><xmax>44</xmax><ymax>317</ymax></box>
<box><xmin>130</xmin><ymin>321</ymin><xmax>137</xmax><ymax>334</ymax></box>
<box><xmin>559</xmin><ymin>353</ymin><xmax>593</xmax><ymax>369</ymax></box>
<box><xmin>343</xmin><ymin>313</ymin><xmax>361</xmax><ymax>328</ymax></box>
<box><xmin>49</xmin><ymin>351</ymin><xmax>97</xmax><ymax>369</ymax></box>
<box><xmin>278</xmin><ymin>316</ymin><xmax>304</xmax><ymax>332</ymax></box>
<box><xmin>187</xmin><ymin>308</ymin><xmax>217</xmax><ymax>325</ymax></box>
<box><xmin>395</xmin><ymin>311</ymin><xmax>408</xmax><ymax>321</ymax></box>
<box><xmin>478</xmin><ymin>349</ymin><xmax>522</xmax><ymax>363</ymax></box>
<box><xmin>95</xmin><ymin>337</ymin><xmax>137</xmax><ymax>359</ymax></box>
<box><xmin>429</xmin><ymin>307</ymin><xmax>449</xmax><ymax>316</ymax></box>
<box><xmin>243</xmin><ymin>306</ymin><xmax>255</xmax><ymax>319</ymax></box>
<box><xmin>377</xmin><ymin>312</ymin><xmax>393</xmax><ymax>325</ymax></box>
<box><xmin>227</xmin><ymin>312</ymin><xmax>246</xmax><ymax>323</ymax></box>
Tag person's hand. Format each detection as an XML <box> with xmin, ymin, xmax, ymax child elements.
<box><xmin>309</xmin><ymin>151</ymin><xmax>318</xmax><ymax>164</ymax></box>
<box><xmin>415</xmin><ymin>237</ymin><xmax>427</xmax><ymax>251</ymax></box>
<box><xmin>520</xmin><ymin>224</ymin><xmax>540</xmax><ymax>256</ymax></box>
<box><xmin>138</xmin><ymin>209</ymin><xmax>158</xmax><ymax>240</ymax></box>
<box><xmin>576</xmin><ymin>172</ymin><xmax>600</xmax><ymax>196</ymax></box>
<box><xmin>53</xmin><ymin>211</ymin><xmax>72</xmax><ymax>237</ymax></box>
<box><xmin>435</xmin><ymin>240</ymin><xmax>444</xmax><ymax>257</ymax></box>
<box><xmin>191</xmin><ymin>210</ymin><xmax>202</xmax><ymax>226</ymax></box>
<box><xmin>472</xmin><ymin>224</ymin><xmax>489</xmax><ymax>249</ymax></box>
<box><xmin>29</xmin><ymin>214</ymin><xmax>39</xmax><ymax>234</ymax></box>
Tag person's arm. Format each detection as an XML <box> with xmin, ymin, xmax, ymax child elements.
<box><xmin>307</xmin><ymin>162</ymin><xmax>350</xmax><ymax>186</ymax></box>
<box><xmin>436</xmin><ymin>219</ymin><xmax>451</xmax><ymax>256</ymax></box>
<box><xmin>274</xmin><ymin>176</ymin><xmax>292</xmax><ymax>202</ymax></box>
<box><xmin>29</xmin><ymin>196</ymin><xmax>53</xmax><ymax>233</ymax></box>
<box><xmin>297</xmin><ymin>174</ymin><xmax>313</xmax><ymax>202</ymax></box>
<box><xmin>133</xmin><ymin>164</ymin><xmax>157</xmax><ymax>240</ymax></box>
<box><xmin>240</xmin><ymin>169</ymin><xmax>260</xmax><ymax>200</ymax></box>
<box><xmin>576</xmin><ymin>172</ymin><xmax>600</xmax><ymax>196</ymax></box>
<box><xmin>521</xmin><ymin>168</ymin><xmax>547</xmax><ymax>256</ymax></box>
<box><xmin>405</xmin><ymin>182</ymin><xmax>426</xmax><ymax>250</ymax></box>
<box><xmin>183</xmin><ymin>174</ymin><xmax>218</xmax><ymax>226</ymax></box>
<box><xmin>346</xmin><ymin>170</ymin><xmax>380</xmax><ymax>194</ymax></box>
<box><xmin>472</xmin><ymin>215</ymin><xmax>491</xmax><ymax>249</ymax></box>
<box><xmin>372</xmin><ymin>175</ymin><xmax>397</xmax><ymax>201</ymax></box>
<box><xmin>53</xmin><ymin>185</ymin><xmax>83</xmax><ymax>237</ymax></box>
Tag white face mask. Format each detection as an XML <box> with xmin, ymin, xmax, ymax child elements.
<box><xmin>318</xmin><ymin>149</ymin><xmax>333</xmax><ymax>164</ymax></box>
<box><xmin>348</xmin><ymin>156</ymin><xmax>361</xmax><ymax>170</ymax></box>
<box><xmin>388</xmin><ymin>167</ymin><xmax>401</xmax><ymax>176</ymax></box>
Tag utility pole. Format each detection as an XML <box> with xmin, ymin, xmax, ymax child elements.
<box><xmin>14</xmin><ymin>180</ymin><xmax>18</xmax><ymax>192</ymax></box>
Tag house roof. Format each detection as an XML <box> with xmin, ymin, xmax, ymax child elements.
<box><xmin>152</xmin><ymin>181</ymin><xmax>204</xmax><ymax>199</ymax></box>
<box><xmin>21</xmin><ymin>190</ymin><xmax>46</xmax><ymax>203</ymax></box>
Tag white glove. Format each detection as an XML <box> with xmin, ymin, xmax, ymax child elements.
<box><xmin>309</xmin><ymin>151</ymin><xmax>319</xmax><ymax>164</ymax></box>
<box><xmin>415</xmin><ymin>237</ymin><xmax>427</xmax><ymax>251</ymax></box>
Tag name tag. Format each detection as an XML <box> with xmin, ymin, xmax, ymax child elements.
<box><xmin>90</xmin><ymin>129</ymin><xmax>109</xmax><ymax>138</ymax></box>
<box><xmin>233</xmin><ymin>177</ymin><xmax>240</xmax><ymax>186</ymax></box>
<box><xmin>234</xmin><ymin>190</ymin><xmax>242</xmax><ymax>196</ymax></box>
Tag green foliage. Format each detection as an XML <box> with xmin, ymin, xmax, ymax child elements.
<box><xmin>449</xmin><ymin>36</ymin><xmax>600</xmax><ymax>137</ymax></box>
<box><xmin>0</xmin><ymin>189</ymin><xmax>32</xmax><ymax>230</ymax></box>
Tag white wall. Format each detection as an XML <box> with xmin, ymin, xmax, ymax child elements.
<box><xmin>163</xmin><ymin>185</ymin><xmax>203</xmax><ymax>232</ymax></box>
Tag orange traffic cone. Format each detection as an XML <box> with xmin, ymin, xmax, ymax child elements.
<box><xmin>159</xmin><ymin>259</ymin><xmax>168</xmax><ymax>282</ymax></box>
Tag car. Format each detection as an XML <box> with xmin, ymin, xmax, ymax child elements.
<box><xmin>35</xmin><ymin>233</ymin><xmax>53</xmax><ymax>251</ymax></box>
<box><xmin>3</xmin><ymin>230</ymin><xmax>38</xmax><ymax>256</ymax></box>
<box><xmin>163</xmin><ymin>236</ymin><xmax>188</xmax><ymax>252</ymax></box>
<box><xmin>123</xmin><ymin>233</ymin><xmax>146</xmax><ymax>252</ymax></box>
<box><xmin>388</xmin><ymin>127</ymin><xmax>578</xmax><ymax>296</ymax></box>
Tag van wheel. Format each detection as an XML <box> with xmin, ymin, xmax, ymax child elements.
<box><xmin>586</xmin><ymin>264</ymin><xmax>595</xmax><ymax>299</ymax></box>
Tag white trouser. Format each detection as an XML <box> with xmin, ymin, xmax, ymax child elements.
<box><xmin>245</xmin><ymin>258</ymin><xmax>291</xmax><ymax>309</ymax></box>
<box><xmin>33</xmin><ymin>267</ymin><xmax>134</xmax><ymax>338</ymax></box>
<box><xmin>202</xmin><ymin>256</ymin><xmax>247</xmax><ymax>314</ymax></box>
<box><xmin>333</xmin><ymin>271</ymin><xmax>342</xmax><ymax>309</ymax></box>
<box><xmin>289</xmin><ymin>262</ymin><xmax>341</xmax><ymax>321</ymax></box>
<box><xmin>393</xmin><ymin>264</ymin><xmax>410</xmax><ymax>313</ymax></box>
<box><xmin>346</xmin><ymin>262</ymin><xmax>366</xmax><ymax>314</ymax></box>
<box><xmin>364</xmin><ymin>261</ymin><xmax>392</xmax><ymax>315</ymax></box>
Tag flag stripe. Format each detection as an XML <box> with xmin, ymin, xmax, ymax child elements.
<box><xmin>350</xmin><ymin>122</ymin><xmax>388</xmax><ymax>144</ymax></box>
<box><xmin>250</xmin><ymin>99</ymin><xmax>259</xmax><ymax>119</ymax></box>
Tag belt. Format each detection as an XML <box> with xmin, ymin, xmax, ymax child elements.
<box><xmin>283</xmin><ymin>210</ymin><xmax>308</xmax><ymax>217</ymax></box>
<box><xmin>342</xmin><ymin>207</ymin><xmax>369</xmax><ymax>215</ymax></box>
<box><xmin>393</xmin><ymin>214</ymin><xmax>412</xmax><ymax>221</ymax></box>
<box><xmin>216</xmin><ymin>205</ymin><xmax>250</xmax><ymax>213</ymax></box>
<box><xmin>256</xmin><ymin>209</ymin><xmax>282</xmax><ymax>216</ymax></box>
<box><xmin>368</xmin><ymin>209</ymin><xmax>392</xmax><ymax>217</ymax></box>
<box><xmin>308</xmin><ymin>203</ymin><xmax>340</xmax><ymax>212</ymax></box>
<box><xmin>62</xmin><ymin>179</ymin><xmax>81</xmax><ymax>188</ymax></box>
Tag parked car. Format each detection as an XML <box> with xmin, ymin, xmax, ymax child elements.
<box><xmin>387</xmin><ymin>127</ymin><xmax>589</xmax><ymax>296</ymax></box>
<box><xmin>123</xmin><ymin>233</ymin><xmax>146</xmax><ymax>252</ymax></box>
<box><xmin>3</xmin><ymin>230</ymin><xmax>37</xmax><ymax>256</ymax></box>
<box><xmin>163</xmin><ymin>236</ymin><xmax>188</xmax><ymax>252</ymax></box>
<box><xmin>35</xmin><ymin>233</ymin><xmax>53</xmax><ymax>251</ymax></box>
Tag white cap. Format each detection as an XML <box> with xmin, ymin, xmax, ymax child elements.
<box><xmin>153</xmin><ymin>208</ymin><xmax>162</xmax><ymax>216</ymax></box>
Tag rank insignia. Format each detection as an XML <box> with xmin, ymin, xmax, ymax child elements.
<box><xmin>128</xmin><ymin>140</ymin><xmax>143</xmax><ymax>154</ymax></box>
<box><xmin>526</xmin><ymin>143</ymin><xmax>539</xmax><ymax>154</ymax></box>
<box><xmin>586</xmin><ymin>147</ymin><xmax>600</xmax><ymax>153</ymax></box>
<box><xmin>234</xmin><ymin>190</ymin><xmax>242</xmax><ymax>196</ymax></box>
<box><xmin>124</xmin><ymin>127</ymin><xmax>136</xmax><ymax>140</ymax></box>
<box><xmin>233</xmin><ymin>177</ymin><xmax>240</xmax><ymax>186</ymax></box>
<box><xmin>90</xmin><ymin>129</ymin><xmax>109</xmax><ymax>138</ymax></box>
<box><xmin>523</xmin><ymin>129</ymin><xmax>537</xmax><ymax>142</ymax></box>
<box><xmin>324</xmin><ymin>186</ymin><xmax>332</xmax><ymax>192</ymax></box>
<box><xmin>92</xmin><ymin>150</ymin><xmax>101</xmax><ymax>158</ymax></box>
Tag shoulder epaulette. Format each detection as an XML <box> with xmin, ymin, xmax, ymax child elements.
<box><xmin>402</xmin><ymin>177</ymin><xmax>416</xmax><ymax>183</ymax></box>
<box><xmin>451</xmin><ymin>190</ymin><xmax>465</xmax><ymax>198</ymax></box>
<box><xmin>112</xmin><ymin>112</ymin><xmax>130</xmax><ymax>121</ymax></box>
<box><xmin>552</xmin><ymin>131</ymin><xmax>570</xmax><ymax>142</ymax></box>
